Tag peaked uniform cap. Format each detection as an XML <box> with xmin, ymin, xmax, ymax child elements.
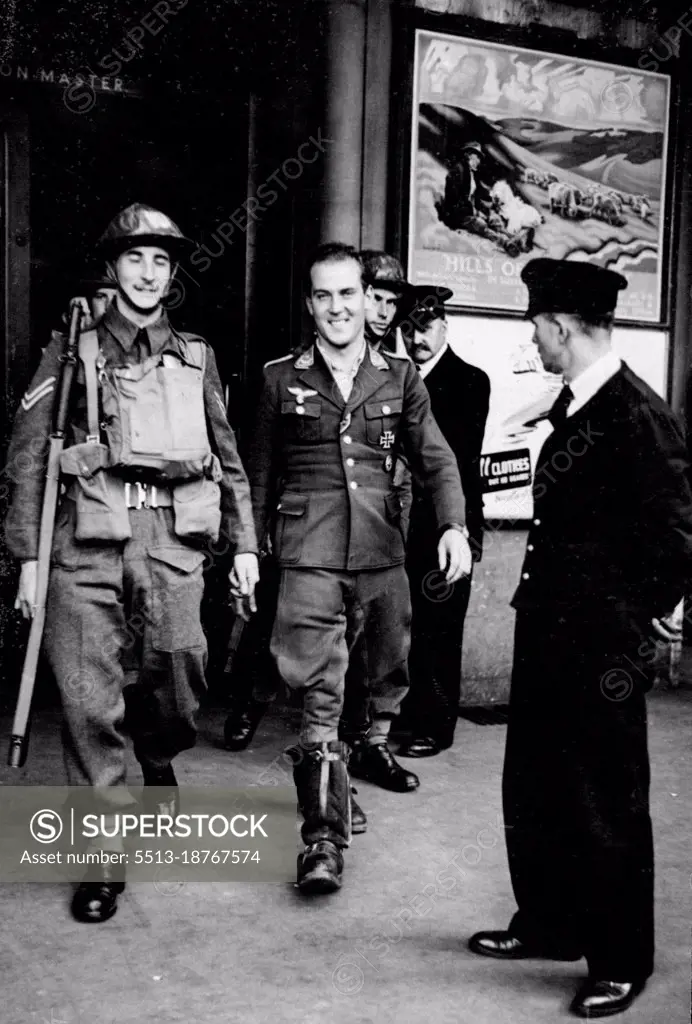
<box><xmin>521</xmin><ymin>258</ymin><xmax>628</xmax><ymax>320</ymax></box>
<box><xmin>400</xmin><ymin>285</ymin><xmax>454</xmax><ymax>328</ymax></box>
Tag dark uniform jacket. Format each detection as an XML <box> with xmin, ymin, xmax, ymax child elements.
<box><xmin>513</xmin><ymin>363</ymin><xmax>692</xmax><ymax>618</ymax></box>
<box><xmin>247</xmin><ymin>342</ymin><xmax>466</xmax><ymax>571</ymax></box>
<box><xmin>409</xmin><ymin>347</ymin><xmax>490</xmax><ymax>560</ymax></box>
<box><xmin>4</xmin><ymin>302</ymin><xmax>257</xmax><ymax>560</ymax></box>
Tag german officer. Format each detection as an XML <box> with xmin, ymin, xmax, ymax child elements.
<box><xmin>245</xmin><ymin>242</ymin><xmax>470</xmax><ymax>894</ymax></box>
<box><xmin>5</xmin><ymin>203</ymin><xmax>259</xmax><ymax>923</ymax></box>
<box><xmin>469</xmin><ymin>259</ymin><xmax>692</xmax><ymax>1018</ymax></box>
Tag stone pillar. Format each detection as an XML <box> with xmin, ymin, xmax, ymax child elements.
<box><xmin>361</xmin><ymin>0</ymin><xmax>394</xmax><ymax>250</ymax></box>
<box><xmin>320</xmin><ymin>0</ymin><xmax>367</xmax><ymax>244</ymax></box>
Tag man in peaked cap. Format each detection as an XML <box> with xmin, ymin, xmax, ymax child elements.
<box><xmin>5</xmin><ymin>202</ymin><xmax>259</xmax><ymax>923</ymax></box>
<box><xmin>396</xmin><ymin>284</ymin><xmax>490</xmax><ymax>757</ymax></box>
<box><xmin>245</xmin><ymin>242</ymin><xmax>470</xmax><ymax>895</ymax></box>
<box><xmin>469</xmin><ymin>258</ymin><xmax>692</xmax><ymax>1018</ymax></box>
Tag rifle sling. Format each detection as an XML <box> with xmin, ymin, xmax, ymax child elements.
<box><xmin>79</xmin><ymin>329</ymin><xmax>101</xmax><ymax>444</ymax></box>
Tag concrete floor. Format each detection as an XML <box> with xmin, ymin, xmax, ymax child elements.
<box><xmin>0</xmin><ymin>685</ymin><xmax>690</xmax><ymax>1024</ymax></box>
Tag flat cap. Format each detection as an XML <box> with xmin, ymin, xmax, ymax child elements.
<box><xmin>521</xmin><ymin>258</ymin><xmax>627</xmax><ymax>320</ymax></box>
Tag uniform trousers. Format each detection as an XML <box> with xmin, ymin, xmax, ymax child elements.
<box><xmin>44</xmin><ymin>499</ymin><xmax>208</xmax><ymax>796</ymax></box>
<box><xmin>504</xmin><ymin>608</ymin><xmax>655</xmax><ymax>979</ymax></box>
<box><xmin>401</xmin><ymin>526</ymin><xmax>472</xmax><ymax>740</ymax></box>
<box><xmin>271</xmin><ymin>566</ymin><xmax>411</xmax><ymax>745</ymax></box>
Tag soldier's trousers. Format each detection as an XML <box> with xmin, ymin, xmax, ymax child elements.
<box><xmin>271</xmin><ymin>566</ymin><xmax>411</xmax><ymax>744</ymax></box>
<box><xmin>43</xmin><ymin>500</ymin><xmax>208</xmax><ymax>792</ymax></box>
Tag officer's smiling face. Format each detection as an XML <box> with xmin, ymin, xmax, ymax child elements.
<box><xmin>307</xmin><ymin>258</ymin><xmax>370</xmax><ymax>350</ymax></box>
<box><xmin>115</xmin><ymin>245</ymin><xmax>172</xmax><ymax>313</ymax></box>
<box><xmin>365</xmin><ymin>286</ymin><xmax>400</xmax><ymax>338</ymax></box>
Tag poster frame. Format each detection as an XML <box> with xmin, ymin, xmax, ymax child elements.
<box><xmin>390</xmin><ymin>8</ymin><xmax>681</xmax><ymax>330</ymax></box>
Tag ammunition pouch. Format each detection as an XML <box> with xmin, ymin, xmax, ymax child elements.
<box><xmin>171</xmin><ymin>453</ymin><xmax>222</xmax><ymax>543</ymax></box>
<box><xmin>60</xmin><ymin>444</ymin><xmax>131</xmax><ymax>542</ymax></box>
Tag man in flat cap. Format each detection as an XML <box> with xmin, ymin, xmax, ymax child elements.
<box><xmin>395</xmin><ymin>285</ymin><xmax>489</xmax><ymax>756</ymax></box>
<box><xmin>436</xmin><ymin>141</ymin><xmax>519</xmax><ymax>256</ymax></box>
<box><xmin>469</xmin><ymin>258</ymin><xmax>692</xmax><ymax>1017</ymax></box>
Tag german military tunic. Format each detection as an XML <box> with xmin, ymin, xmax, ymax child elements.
<box><xmin>246</xmin><ymin>343</ymin><xmax>466</xmax><ymax>571</ymax></box>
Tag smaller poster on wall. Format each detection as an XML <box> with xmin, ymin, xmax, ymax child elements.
<box><xmin>447</xmin><ymin>316</ymin><xmax>668</xmax><ymax>520</ymax></box>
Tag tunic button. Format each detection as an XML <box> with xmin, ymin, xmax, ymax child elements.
<box><xmin>296</xmin><ymin>406</ymin><xmax>305</xmax><ymax>416</ymax></box>
<box><xmin>527</xmin><ymin>544</ymin><xmax>534</xmax><ymax>552</ymax></box>
<box><xmin>533</xmin><ymin>518</ymin><xmax>541</xmax><ymax>526</ymax></box>
<box><xmin>346</xmin><ymin>458</ymin><xmax>354</xmax><ymax>467</ymax></box>
<box><xmin>343</xmin><ymin>435</ymin><xmax>352</xmax><ymax>444</ymax></box>
<box><xmin>522</xmin><ymin>572</ymin><xmax>530</xmax><ymax>579</ymax></box>
<box><xmin>382</xmin><ymin>404</ymin><xmax>391</xmax><ymax>415</ymax></box>
<box><xmin>350</xmin><ymin>481</ymin><xmax>358</xmax><ymax>490</ymax></box>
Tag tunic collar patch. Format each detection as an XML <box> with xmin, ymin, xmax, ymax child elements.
<box><xmin>369</xmin><ymin>345</ymin><xmax>389</xmax><ymax>370</ymax></box>
<box><xmin>294</xmin><ymin>346</ymin><xmax>315</xmax><ymax>369</ymax></box>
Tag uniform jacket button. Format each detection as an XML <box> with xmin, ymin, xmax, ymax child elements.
<box><xmin>527</xmin><ymin>544</ymin><xmax>534</xmax><ymax>552</ymax></box>
<box><xmin>343</xmin><ymin>436</ymin><xmax>352</xmax><ymax>444</ymax></box>
<box><xmin>346</xmin><ymin>458</ymin><xmax>354</xmax><ymax>467</ymax></box>
<box><xmin>350</xmin><ymin>481</ymin><xmax>358</xmax><ymax>490</ymax></box>
<box><xmin>382</xmin><ymin>404</ymin><xmax>391</xmax><ymax>414</ymax></box>
<box><xmin>296</xmin><ymin>406</ymin><xmax>305</xmax><ymax>416</ymax></box>
<box><xmin>522</xmin><ymin>572</ymin><xmax>530</xmax><ymax>579</ymax></box>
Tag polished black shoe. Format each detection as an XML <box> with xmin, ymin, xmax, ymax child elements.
<box><xmin>349</xmin><ymin>741</ymin><xmax>419</xmax><ymax>792</ymax></box>
<box><xmin>141</xmin><ymin>763</ymin><xmax>179</xmax><ymax>818</ymax></box>
<box><xmin>297</xmin><ymin>840</ymin><xmax>343</xmax><ymax>894</ymax></box>
<box><xmin>570</xmin><ymin>979</ymin><xmax>646</xmax><ymax>1018</ymax></box>
<box><xmin>398</xmin><ymin>736</ymin><xmax>441</xmax><ymax>758</ymax></box>
<box><xmin>350</xmin><ymin>787</ymin><xmax>367</xmax><ymax>834</ymax></box>
<box><xmin>71</xmin><ymin>863</ymin><xmax>125</xmax><ymax>923</ymax></box>
<box><xmin>223</xmin><ymin>699</ymin><xmax>267</xmax><ymax>751</ymax></box>
<box><xmin>469</xmin><ymin>930</ymin><xmax>582</xmax><ymax>961</ymax></box>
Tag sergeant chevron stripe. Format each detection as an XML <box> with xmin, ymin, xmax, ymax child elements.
<box><xmin>21</xmin><ymin>376</ymin><xmax>56</xmax><ymax>411</ymax></box>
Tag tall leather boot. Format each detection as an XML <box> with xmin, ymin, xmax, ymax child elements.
<box><xmin>292</xmin><ymin>740</ymin><xmax>351</xmax><ymax>895</ymax></box>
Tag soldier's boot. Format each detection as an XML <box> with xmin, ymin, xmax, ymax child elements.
<box><xmin>292</xmin><ymin>741</ymin><xmax>351</xmax><ymax>894</ymax></box>
<box><xmin>223</xmin><ymin>697</ymin><xmax>268</xmax><ymax>751</ymax></box>
<box><xmin>338</xmin><ymin>723</ymin><xmax>368</xmax><ymax>835</ymax></box>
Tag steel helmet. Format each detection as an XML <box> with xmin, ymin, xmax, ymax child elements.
<box><xmin>361</xmin><ymin>251</ymin><xmax>410</xmax><ymax>294</ymax></box>
<box><xmin>97</xmin><ymin>203</ymin><xmax>193</xmax><ymax>258</ymax></box>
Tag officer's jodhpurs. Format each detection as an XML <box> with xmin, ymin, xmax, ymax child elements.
<box><xmin>43</xmin><ymin>499</ymin><xmax>207</xmax><ymax>793</ymax></box>
<box><xmin>271</xmin><ymin>566</ymin><xmax>411</xmax><ymax>745</ymax></box>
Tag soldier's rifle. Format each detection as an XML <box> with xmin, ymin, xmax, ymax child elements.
<box><xmin>7</xmin><ymin>303</ymin><xmax>84</xmax><ymax>767</ymax></box>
